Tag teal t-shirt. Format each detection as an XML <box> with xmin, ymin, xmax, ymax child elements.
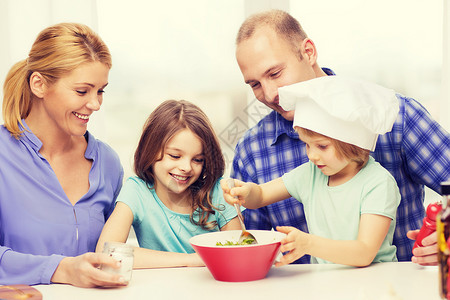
<box><xmin>282</xmin><ymin>157</ymin><xmax>400</xmax><ymax>264</ymax></box>
<box><xmin>117</xmin><ymin>176</ymin><xmax>238</xmax><ymax>253</ymax></box>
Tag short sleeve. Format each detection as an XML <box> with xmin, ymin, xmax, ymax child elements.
<box><xmin>361</xmin><ymin>172</ymin><xmax>401</xmax><ymax>220</ymax></box>
<box><xmin>116</xmin><ymin>177</ymin><xmax>150</xmax><ymax>225</ymax></box>
<box><xmin>282</xmin><ymin>162</ymin><xmax>315</xmax><ymax>203</ymax></box>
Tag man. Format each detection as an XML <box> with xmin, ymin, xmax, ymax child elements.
<box><xmin>231</xmin><ymin>9</ymin><xmax>450</xmax><ymax>265</ymax></box>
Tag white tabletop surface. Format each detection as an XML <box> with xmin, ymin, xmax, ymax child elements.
<box><xmin>35</xmin><ymin>262</ymin><xmax>440</xmax><ymax>300</ymax></box>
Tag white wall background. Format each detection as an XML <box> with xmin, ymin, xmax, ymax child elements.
<box><xmin>0</xmin><ymin>0</ymin><xmax>448</xmax><ymax>206</ymax></box>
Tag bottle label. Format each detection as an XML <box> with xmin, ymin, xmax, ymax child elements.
<box><xmin>437</xmin><ymin>215</ymin><xmax>449</xmax><ymax>299</ymax></box>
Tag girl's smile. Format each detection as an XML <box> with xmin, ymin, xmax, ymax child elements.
<box><xmin>170</xmin><ymin>173</ymin><xmax>191</xmax><ymax>183</ymax></box>
<box><xmin>153</xmin><ymin>128</ymin><xmax>205</xmax><ymax>206</ymax></box>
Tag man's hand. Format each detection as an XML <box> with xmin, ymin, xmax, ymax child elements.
<box><xmin>407</xmin><ymin>230</ymin><xmax>438</xmax><ymax>266</ymax></box>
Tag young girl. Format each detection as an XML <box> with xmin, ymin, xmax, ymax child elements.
<box><xmin>97</xmin><ymin>100</ymin><xmax>240</xmax><ymax>268</ymax></box>
<box><xmin>222</xmin><ymin>76</ymin><xmax>402</xmax><ymax>267</ymax></box>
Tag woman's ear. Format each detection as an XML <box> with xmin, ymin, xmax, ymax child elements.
<box><xmin>29</xmin><ymin>72</ymin><xmax>46</xmax><ymax>98</ymax></box>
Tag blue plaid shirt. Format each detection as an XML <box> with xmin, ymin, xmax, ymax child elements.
<box><xmin>231</xmin><ymin>73</ymin><xmax>450</xmax><ymax>263</ymax></box>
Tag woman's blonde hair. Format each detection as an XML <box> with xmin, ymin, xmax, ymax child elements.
<box><xmin>297</xmin><ymin>127</ymin><xmax>370</xmax><ymax>168</ymax></box>
<box><xmin>2</xmin><ymin>23</ymin><xmax>111</xmax><ymax>138</ymax></box>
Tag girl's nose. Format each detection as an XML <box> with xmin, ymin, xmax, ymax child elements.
<box><xmin>179</xmin><ymin>159</ymin><xmax>192</xmax><ymax>172</ymax></box>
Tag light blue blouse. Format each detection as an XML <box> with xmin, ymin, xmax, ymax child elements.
<box><xmin>0</xmin><ymin>122</ymin><xmax>123</xmax><ymax>285</ymax></box>
<box><xmin>118</xmin><ymin>176</ymin><xmax>238</xmax><ymax>253</ymax></box>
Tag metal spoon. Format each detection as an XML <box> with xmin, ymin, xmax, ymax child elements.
<box><xmin>227</xmin><ymin>179</ymin><xmax>258</xmax><ymax>245</ymax></box>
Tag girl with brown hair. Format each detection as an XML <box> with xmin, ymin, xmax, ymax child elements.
<box><xmin>97</xmin><ymin>100</ymin><xmax>240</xmax><ymax>268</ymax></box>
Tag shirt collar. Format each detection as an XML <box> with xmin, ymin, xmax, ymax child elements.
<box><xmin>272</xmin><ymin>112</ymin><xmax>298</xmax><ymax>145</ymax></box>
<box><xmin>84</xmin><ymin>131</ymin><xmax>97</xmax><ymax>160</ymax></box>
<box><xmin>322</xmin><ymin>67</ymin><xmax>336</xmax><ymax>76</ymax></box>
<box><xmin>20</xmin><ymin>120</ymin><xmax>43</xmax><ymax>152</ymax></box>
<box><xmin>19</xmin><ymin>119</ymin><xmax>97</xmax><ymax>159</ymax></box>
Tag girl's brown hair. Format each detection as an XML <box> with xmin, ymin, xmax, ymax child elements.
<box><xmin>2</xmin><ymin>23</ymin><xmax>111</xmax><ymax>138</ymax></box>
<box><xmin>297</xmin><ymin>127</ymin><xmax>370</xmax><ymax>168</ymax></box>
<box><xmin>134</xmin><ymin>100</ymin><xmax>225</xmax><ymax>230</ymax></box>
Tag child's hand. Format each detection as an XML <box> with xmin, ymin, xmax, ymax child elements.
<box><xmin>220</xmin><ymin>178</ymin><xmax>250</xmax><ymax>205</ymax></box>
<box><xmin>188</xmin><ymin>253</ymin><xmax>206</xmax><ymax>267</ymax></box>
<box><xmin>275</xmin><ymin>226</ymin><xmax>310</xmax><ymax>267</ymax></box>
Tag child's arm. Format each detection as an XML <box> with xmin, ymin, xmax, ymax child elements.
<box><xmin>96</xmin><ymin>202</ymin><xmax>134</xmax><ymax>253</ymax></box>
<box><xmin>132</xmin><ymin>248</ymin><xmax>204</xmax><ymax>269</ymax></box>
<box><xmin>220</xmin><ymin>217</ymin><xmax>242</xmax><ymax>231</ymax></box>
<box><xmin>276</xmin><ymin>214</ymin><xmax>392</xmax><ymax>267</ymax></box>
<box><xmin>221</xmin><ymin>178</ymin><xmax>291</xmax><ymax>209</ymax></box>
<box><xmin>96</xmin><ymin>202</ymin><xmax>204</xmax><ymax>268</ymax></box>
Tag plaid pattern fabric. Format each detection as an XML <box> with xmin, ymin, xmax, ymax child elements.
<box><xmin>231</xmin><ymin>89</ymin><xmax>450</xmax><ymax>263</ymax></box>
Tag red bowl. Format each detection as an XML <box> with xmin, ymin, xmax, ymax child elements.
<box><xmin>190</xmin><ymin>230</ymin><xmax>285</xmax><ymax>282</ymax></box>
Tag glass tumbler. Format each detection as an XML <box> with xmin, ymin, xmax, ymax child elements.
<box><xmin>101</xmin><ymin>241</ymin><xmax>134</xmax><ymax>282</ymax></box>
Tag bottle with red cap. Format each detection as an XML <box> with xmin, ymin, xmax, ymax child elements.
<box><xmin>437</xmin><ymin>181</ymin><xmax>450</xmax><ymax>299</ymax></box>
<box><xmin>413</xmin><ymin>202</ymin><xmax>442</xmax><ymax>250</ymax></box>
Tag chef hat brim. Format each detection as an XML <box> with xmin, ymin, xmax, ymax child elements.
<box><xmin>279</xmin><ymin>76</ymin><xmax>399</xmax><ymax>151</ymax></box>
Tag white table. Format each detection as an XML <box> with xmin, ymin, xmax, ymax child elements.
<box><xmin>35</xmin><ymin>262</ymin><xmax>440</xmax><ymax>300</ymax></box>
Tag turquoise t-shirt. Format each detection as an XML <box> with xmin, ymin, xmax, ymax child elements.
<box><xmin>117</xmin><ymin>176</ymin><xmax>238</xmax><ymax>253</ymax></box>
<box><xmin>282</xmin><ymin>156</ymin><xmax>400</xmax><ymax>264</ymax></box>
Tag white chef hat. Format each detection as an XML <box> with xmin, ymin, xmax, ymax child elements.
<box><xmin>278</xmin><ymin>76</ymin><xmax>399</xmax><ymax>151</ymax></box>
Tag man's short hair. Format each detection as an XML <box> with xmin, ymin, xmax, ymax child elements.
<box><xmin>236</xmin><ymin>9</ymin><xmax>308</xmax><ymax>59</ymax></box>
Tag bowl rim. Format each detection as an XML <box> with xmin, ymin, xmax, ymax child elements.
<box><xmin>189</xmin><ymin>229</ymin><xmax>286</xmax><ymax>248</ymax></box>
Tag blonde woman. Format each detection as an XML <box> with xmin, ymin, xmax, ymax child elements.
<box><xmin>0</xmin><ymin>23</ymin><xmax>124</xmax><ymax>287</ymax></box>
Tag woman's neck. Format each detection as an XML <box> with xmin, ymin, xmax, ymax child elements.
<box><xmin>25</xmin><ymin>111</ymin><xmax>85</xmax><ymax>159</ymax></box>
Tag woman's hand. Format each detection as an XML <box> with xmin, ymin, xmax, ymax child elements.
<box><xmin>407</xmin><ymin>229</ymin><xmax>438</xmax><ymax>266</ymax></box>
<box><xmin>51</xmin><ymin>252</ymin><xmax>128</xmax><ymax>288</ymax></box>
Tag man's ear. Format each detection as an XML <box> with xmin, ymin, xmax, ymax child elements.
<box><xmin>29</xmin><ymin>72</ymin><xmax>46</xmax><ymax>98</ymax></box>
<box><xmin>300</xmin><ymin>38</ymin><xmax>318</xmax><ymax>66</ymax></box>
